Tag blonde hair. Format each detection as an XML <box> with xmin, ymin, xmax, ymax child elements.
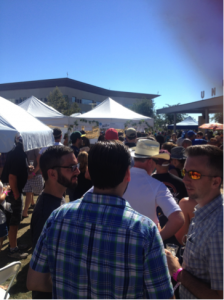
<box><xmin>77</xmin><ymin>151</ymin><xmax>88</xmax><ymax>173</ymax></box>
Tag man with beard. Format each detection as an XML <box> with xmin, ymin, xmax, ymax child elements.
<box><xmin>31</xmin><ymin>145</ymin><xmax>79</xmax><ymax>299</ymax></box>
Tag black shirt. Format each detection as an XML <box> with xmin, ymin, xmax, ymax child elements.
<box><xmin>31</xmin><ymin>192</ymin><xmax>65</xmax><ymax>249</ymax></box>
<box><xmin>71</xmin><ymin>145</ymin><xmax>80</xmax><ymax>158</ymax></box>
<box><xmin>1</xmin><ymin>144</ymin><xmax>28</xmax><ymax>193</ymax></box>
<box><xmin>72</xmin><ymin>172</ymin><xmax>92</xmax><ymax>201</ymax></box>
<box><xmin>152</xmin><ymin>172</ymin><xmax>188</xmax><ymax>253</ymax></box>
<box><xmin>125</xmin><ymin>142</ymin><xmax>136</xmax><ymax>148</ymax></box>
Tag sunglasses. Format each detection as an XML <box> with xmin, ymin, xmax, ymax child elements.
<box><xmin>182</xmin><ymin>169</ymin><xmax>217</xmax><ymax>180</ymax></box>
<box><xmin>52</xmin><ymin>164</ymin><xmax>80</xmax><ymax>172</ymax></box>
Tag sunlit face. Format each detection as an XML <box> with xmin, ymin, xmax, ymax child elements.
<box><xmin>182</xmin><ymin>156</ymin><xmax>214</xmax><ymax>202</ymax></box>
<box><xmin>57</xmin><ymin>153</ymin><xmax>80</xmax><ymax>188</ymax></box>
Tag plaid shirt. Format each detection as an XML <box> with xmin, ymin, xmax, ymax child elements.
<box><xmin>30</xmin><ymin>192</ymin><xmax>173</xmax><ymax>299</ymax></box>
<box><xmin>180</xmin><ymin>194</ymin><xmax>223</xmax><ymax>299</ymax></box>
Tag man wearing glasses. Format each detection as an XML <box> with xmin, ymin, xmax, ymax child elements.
<box><xmin>165</xmin><ymin>145</ymin><xmax>223</xmax><ymax>299</ymax></box>
<box><xmin>31</xmin><ymin>145</ymin><xmax>80</xmax><ymax>299</ymax></box>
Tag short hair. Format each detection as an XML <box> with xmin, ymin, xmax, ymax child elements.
<box><xmin>40</xmin><ymin>145</ymin><xmax>74</xmax><ymax>181</ymax></box>
<box><xmin>53</xmin><ymin>128</ymin><xmax>62</xmax><ymax>139</ymax></box>
<box><xmin>197</xmin><ymin>131</ymin><xmax>203</xmax><ymax>137</ymax></box>
<box><xmin>185</xmin><ymin>145</ymin><xmax>223</xmax><ymax>178</ymax></box>
<box><xmin>78</xmin><ymin>151</ymin><xmax>88</xmax><ymax>173</ymax></box>
<box><xmin>182</xmin><ymin>139</ymin><xmax>192</xmax><ymax>147</ymax></box>
<box><xmin>88</xmin><ymin>141</ymin><xmax>131</xmax><ymax>189</ymax></box>
<box><xmin>162</xmin><ymin>142</ymin><xmax>177</xmax><ymax>153</ymax></box>
<box><xmin>82</xmin><ymin>136</ymin><xmax>90</xmax><ymax>147</ymax></box>
<box><xmin>119</xmin><ymin>136</ymin><xmax>125</xmax><ymax>142</ymax></box>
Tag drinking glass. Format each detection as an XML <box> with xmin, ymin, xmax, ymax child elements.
<box><xmin>166</xmin><ymin>243</ymin><xmax>179</xmax><ymax>257</ymax></box>
<box><xmin>29</xmin><ymin>160</ymin><xmax>34</xmax><ymax>166</ymax></box>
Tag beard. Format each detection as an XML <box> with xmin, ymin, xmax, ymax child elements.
<box><xmin>57</xmin><ymin>169</ymin><xmax>78</xmax><ymax>189</ymax></box>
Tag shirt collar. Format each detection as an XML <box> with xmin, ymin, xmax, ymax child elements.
<box><xmin>194</xmin><ymin>194</ymin><xmax>223</xmax><ymax>221</ymax></box>
<box><xmin>83</xmin><ymin>192</ymin><xmax>131</xmax><ymax>209</ymax></box>
<box><xmin>132</xmin><ymin>167</ymin><xmax>148</xmax><ymax>175</ymax></box>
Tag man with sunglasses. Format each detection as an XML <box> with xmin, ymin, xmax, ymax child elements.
<box><xmin>30</xmin><ymin>145</ymin><xmax>80</xmax><ymax>299</ymax></box>
<box><xmin>165</xmin><ymin>145</ymin><xmax>223</xmax><ymax>299</ymax></box>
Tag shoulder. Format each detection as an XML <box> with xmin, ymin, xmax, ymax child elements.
<box><xmin>49</xmin><ymin>199</ymin><xmax>82</xmax><ymax>221</ymax></box>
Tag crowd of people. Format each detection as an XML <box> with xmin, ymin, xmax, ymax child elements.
<box><xmin>0</xmin><ymin>125</ymin><xmax>223</xmax><ymax>299</ymax></box>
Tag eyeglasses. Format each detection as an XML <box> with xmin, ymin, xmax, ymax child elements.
<box><xmin>182</xmin><ymin>169</ymin><xmax>217</xmax><ymax>180</ymax></box>
<box><xmin>52</xmin><ymin>164</ymin><xmax>80</xmax><ymax>172</ymax></box>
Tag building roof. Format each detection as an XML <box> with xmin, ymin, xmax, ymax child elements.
<box><xmin>0</xmin><ymin>78</ymin><xmax>159</xmax><ymax>100</ymax></box>
<box><xmin>156</xmin><ymin>96</ymin><xmax>223</xmax><ymax>114</ymax></box>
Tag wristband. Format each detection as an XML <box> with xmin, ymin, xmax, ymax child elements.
<box><xmin>32</xmin><ymin>172</ymin><xmax>36</xmax><ymax>176</ymax></box>
<box><xmin>3</xmin><ymin>191</ymin><xmax>8</xmax><ymax>196</ymax></box>
<box><xmin>173</xmin><ymin>268</ymin><xmax>183</xmax><ymax>282</ymax></box>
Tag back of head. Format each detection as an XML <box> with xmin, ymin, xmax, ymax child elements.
<box><xmin>162</xmin><ymin>142</ymin><xmax>177</xmax><ymax>153</ymax></box>
<box><xmin>70</xmin><ymin>131</ymin><xmax>82</xmax><ymax>144</ymax></box>
<box><xmin>78</xmin><ymin>151</ymin><xmax>88</xmax><ymax>173</ymax></box>
<box><xmin>40</xmin><ymin>145</ymin><xmax>73</xmax><ymax>181</ymax></box>
<box><xmin>187</xmin><ymin>130</ymin><xmax>196</xmax><ymax>140</ymax></box>
<box><xmin>82</xmin><ymin>136</ymin><xmax>90</xmax><ymax>147</ymax></box>
<box><xmin>53</xmin><ymin>128</ymin><xmax>62</xmax><ymax>141</ymax></box>
<box><xmin>185</xmin><ymin>145</ymin><xmax>223</xmax><ymax>179</ymax></box>
<box><xmin>197</xmin><ymin>131</ymin><xmax>203</xmax><ymax>138</ymax></box>
<box><xmin>88</xmin><ymin>141</ymin><xmax>131</xmax><ymax>189</ymax></box>
<box><xmin>182</xmin><ymin>138</ymin><xmax>192</xmax><ymax>148</ymax></box>
<box><xmin>105</xmin><ymin>128</ymin><xmax>118</xmax><ymax>141</ymax></box>
<box><xmin>126</xmin><ymin>128</ymin><xmax>137</xmax><ymax>141</ymax></box>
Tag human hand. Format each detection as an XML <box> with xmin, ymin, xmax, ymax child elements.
<box><xmin>28</xmin><ymin>165</ymin><xmax>34</xmax><ymax>171</ymax></box>
<box><xmin>165</xmin><ymin>249</ymin><xmax>181</xmax><ymax>276</ymax></box>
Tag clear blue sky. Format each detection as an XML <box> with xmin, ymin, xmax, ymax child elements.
<box><xmin>0</xmin><ymin>0</ymin><xmax>222</xmax><ymax>121</ymax></box>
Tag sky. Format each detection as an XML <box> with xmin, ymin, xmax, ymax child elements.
<box><xmin>0</xmin><ymin>0</ymin><xmax>223</xmax><ymax>121</ymax></box>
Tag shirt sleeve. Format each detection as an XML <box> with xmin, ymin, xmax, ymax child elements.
<box><xmin>209</xmin><ymin>223</ymin><xmax>223</xmax><ymax>290</ymax></box>
<box><xmin>30</xmin><ymin>213</ymin><xmax>54</xmax><ymax>273</ymax></box>
<box><xmin>155</xmin><ymin>182</ymin><xmax>181</xmax><ymax>217</ymax></box>
<box><xmin>143</xmin><ymin>224</ymin><xmax>174</xmax><ymax>299</ymax></box>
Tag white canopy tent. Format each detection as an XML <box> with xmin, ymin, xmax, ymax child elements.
<box><xmin>73</xmin><ymin>97</ymin><xmax>154</xmax><ymax>130</ymax></box>
<box><xmin>0</xmin><ymin>96</ymin><xmax>54</xmax><ymax>152</ymax></box>
<box><xmin>19</xmin><ymin>96</ymin><xmax>75</xmax><ymax>127</ymax></box>
<box><xmin>167</xmin><ymin>116</ymin><xmax>198</xmax><ymax>130</ymax></box>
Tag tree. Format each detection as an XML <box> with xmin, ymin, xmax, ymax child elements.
<box><xmin>212</xmin><ymin>113</ymin><xmax>224</xmax><ymax>124</ymax></box>
<box><xmin>163</xmin><ymin>104</ymin><xmax>188</xmax><ymax>125</ymax></box>
<box><xmin>131</xmin><ymin>99</ymin><xmax>155</xmax><ymax>118</ymax></box>
<box><xmin>47</xmin><ymin>87</ymin><xmax>80</xmax><ymax>116</ymax></box>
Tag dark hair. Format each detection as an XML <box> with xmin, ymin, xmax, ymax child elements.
<box><xmin>197</xmin><ymin>131</ymin><xmax>203</xmax><ymax>137</ymax></box>
<box><xmin>88</xmin><ymin>141</ymin><xmax>131</xmax><ymax>189</ymax></box>
<box><xmin>40</xmin><ymin>145</ymin><xmax>74</xmax><ymax>181</ymax></box>
<box><xmin>137</xmin><ymin>132</ymin><xmax>142</xmax><ymax>138</ymax></box>
<box><xmin>119</xmin><ymin>136</ymin><xmax>125</xmax><ymax>142</ymax></box>
<box><xmin>98</xmin><ymin>135</ymin><xmax>105</xmax><ymax>142</ymax></box>
<box><xmin>82</xmin><ymin>136</ymin><xmax>90</xmax><ymax>147</ymax></box>
<box><xmin>162</xmin><ymin>142</ymin><xmax>177</xmax><ymax>153</ymax></box>
<box><xmin>185</xmin><ymin>145</ymin><xmax>223</xmax><ymax>178</ymax></box>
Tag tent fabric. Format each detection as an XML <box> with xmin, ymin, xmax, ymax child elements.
<box><xmin>19</xmin><ymin>96</ymin><xmax>74</xmax><ymax>126</ymax></box>
<box><xmin>0</xmin><ymin>96</ymin><xmax>54</xmax><ymax>152</ymax></box>
<box><xmin>167</xmin><ymin>116</ymin><xmax>198</xmax><ymax>130</ymax></box>
<box><xmin>73</xmin><ymin>97</ymin><xmax>154</xmax><ymax>127</ymax></box>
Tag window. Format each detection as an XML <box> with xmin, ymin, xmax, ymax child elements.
<box><xmin>72</xmin><ymin>97</ymin><xmax>76</xmax><ymax>103</ymax></box>
<box><xmin>82</xmin><ymin>99</ymin><xmax>93</xmax><ymax>105</ymax></box>
<box><xmin>75</xmin><ymin>99</ymin><xmax>82</xmax><ymax>104</ymax></box>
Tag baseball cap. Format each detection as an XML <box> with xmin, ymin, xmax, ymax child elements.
<box><xmin>70</xmin><ymin>131</ymin><xmax>86</xmax><ymax>143</ymax></box>
<box><xmin>53</xmin><ymin>128</ymin><xmax>62</xmax><ymax>139</ymax></box>
<box><xmin>187</xmin><ymin>130</ymin><xmax>196</xmax><ymax>138</ymax></box>
<box><xmin>105</xmin><ymin>128</ymin><xmax>118</xmax><ymax>141</ymax></box>
<box><xmin>126</xmin><ymin>128</ymin><xmax>137</xmax><ymax>139</ymax></box>
<box><xmin>170</xmin><ymin>146</ymin><xmax>187</xmax><ymax>160</ymax></box>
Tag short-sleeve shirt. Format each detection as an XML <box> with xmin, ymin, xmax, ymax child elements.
<box><xmin>30</xmin><ymin>192</ymin><xmax>174</xmax><ymax>299</ymax></box>
<box><xmin>70</xmin><ymin>145</ymin><xmax>80</xmax><ymax>158</ymax></box>
<box><xmin>180</xmin><ymin>195</ymin><xmax>223</xmax><ymax>299</ymax></box>
<box><xmin>123</xmin><ymin>168</ymin><xmax>181</xmax><ymax>224</ymax></box>
<box><xmin>1</xmin><ymin>145</ymin><xmax>28</xmax><ymax>193</ymax></box>
<box><xmin>39</xmin><ymin>142</ymin><xmax>63</xmax><ymax>155</ymax></box>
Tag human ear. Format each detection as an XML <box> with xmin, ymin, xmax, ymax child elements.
<box><xmin>47</xmin><ymin>169</ymin><xmax>57</xmax><ymax>181</ymax></box>
<box><xmin>211</xmin><ymin>176</ymin><xmax>222</xmax><ymax>190</ymax></box>
<box><xmin>125</xmin><ymin>168</ymin><xmax>131</xmax><ymax>182</ymax></box>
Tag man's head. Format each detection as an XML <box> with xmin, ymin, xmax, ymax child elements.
<box><xmin>105</xmin><ymin>128</ymin><xmax>118</xmax><ymax>141</ymax></box>
<box><xmin>88</xmin><ymin>141</ymin><xmax>131</xmax><ymax>195</ymax></box>
<box><xmin>125</xmin><ymin>128</ymin><xmax>137</xmax><ymax>143</ymax></box>
<box><xmin>182</xmin><ymin>138</ymin><xmax>192</xmax><ymax>149</ymax></box>
<box><xmin>70</xmin><ymin>131</ymin><xmax>84</xmax><ymax>148</ymax></box>
<box><xmin>53</xmin><ymin>128</ymin><xmax>62</xmax><ymax>142</ymax></box>
<box><xmin>152</xmin><ymin>150</ymin><xmax>170</xmax><ymax>173</ymax></box>
<box><xmin>196</xmin><ymin>131</ymin><xmax>203</xmax><ymax>139</ymax></box>
<box><xmin>132</xmin><ymin>139</ymin><xmax>170</xmax><ymax>175</ymax></box>
<box><xmin>187</xmin><ymin>130</ymin><xmax>196</xmax><ymax>141</ymax></box>
<box><xmin>40</xmin><ymin>145</ymin><xmax>80</xmax><ymax>189</ymax></box>
<box><xmin>183</xmin><ymin>145</ymin><xmax>223</xmax><ymax>205</ymax></box>
<box><xmin>170</xmin><ymin>146</ymin><xmax>186</xmax><ymax>169</ymax></box>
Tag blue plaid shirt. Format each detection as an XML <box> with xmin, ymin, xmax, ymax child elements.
<box><xmin>30</xmin><ymin>192</ymin><xmax>173</xmax><ymax>299</ymax></box>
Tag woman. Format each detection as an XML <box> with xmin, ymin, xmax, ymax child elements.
<box><xmin>72</xmin><ymin>151</ymin><xmax>92</xmax><ymax>201</ymax></box>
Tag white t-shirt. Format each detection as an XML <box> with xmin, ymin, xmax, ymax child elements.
<box><xmin>39</xmin><ymin>142</ymin><xmax>63</xmax><ymax>155</ymax></box>
<box><xmin>123</xmin><ymin>167</ymin><xmax>181</xmax><ymax>224</ymax></box>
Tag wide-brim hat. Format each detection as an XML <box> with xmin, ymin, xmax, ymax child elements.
<box><xmin>130</xmin><ymin>139</ymin><xmax>170</xmax><ymax>160</ymax></box>
<box><xmin>170</xmin><ymin>146</ymin><xmax>187</xmax><ymax>160</ymax></box>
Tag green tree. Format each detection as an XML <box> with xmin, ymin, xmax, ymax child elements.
<box><xmin>211</xmin><ymin>113</ymin><xmax>223</xmax><ymax>123</ymax></box>
<box><xmin>47</xmin><ymin>87</ymin><xmax>80</xmax><ymax>116</ymax></box>
<box><xmin>131</xmin><ymin>99</ymin><xmax>155</xmax><ymax>118</ymax></box>
<box><xmin>163</xmin><ymin>104</ymin><xmax>188</xmax><ymax>125</ymax></box>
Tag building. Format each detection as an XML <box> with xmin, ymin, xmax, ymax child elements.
<box><xmin>0</xmin><ymin>78</ymin><xmax>159</xmax><ymax>113</ymax></box>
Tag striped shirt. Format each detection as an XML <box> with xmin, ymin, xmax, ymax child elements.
<box><xmin>30</xmin><ymin>192</ymin><xmax>173</xmax><ymax>299</ymax></box>
<box><xmin>180</xmin><ymin>194</ymin><xmax>223</xmax><ymax>299</ymax></box>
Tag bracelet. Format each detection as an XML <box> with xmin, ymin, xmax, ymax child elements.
<box><xmin>173</xmin><ymin>268</ymin><xmax>183</xmax><ymax>282</ymax></box>
<box><xmin>32</xmin><ymin>172</ymin><xmax>36</xmax><ymax>176</ymax></box>
<box><xmin>3</xmin><ymin>191</ymin><xmax>8</xmax><ymax>196</ymax></box>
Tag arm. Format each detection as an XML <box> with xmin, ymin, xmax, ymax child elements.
<box><xmin>165</xmin><ymin>250</ymin><xmax>223</xmax><ymax>299</ymax></box>
<box><xmin>160</xmin><ymin>210</ymin><xmax>184</xmax><ymax>241</ymax></box>
<box><xmin>27</xmin><ymin>266</ymin><xmax>52</xmax><ymax>292</ymax></box>
<box><xmin>175</xmin><ymin>199</ymin><xmax>190</xmax><ymax>245</ymax></box>
<box><xmin>8</xmin><ymin>174</ymin><xmax>20</xmax><ymax>199</ymax></box>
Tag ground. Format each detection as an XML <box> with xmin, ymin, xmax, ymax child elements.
<box><xmin>2</xmin><ymin>190</ymin><xmax>222</xmax><ymax>298</ymax></box>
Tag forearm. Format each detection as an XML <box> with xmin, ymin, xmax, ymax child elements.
<box><xmin>178</xmin><ymin>269</ymin><xmax>223</xmax><ymax>299</ymax></box>
<box><xmin>8</xmin><ymin>174</ymin><xmax>19</xmax><ymax>196</ymax></box>
<box><xmin>160</xmin><ymin>211</ymin><xmax>184</xmax><ymax>240</ymax></box>
<box><xmin>27</xmin><ymin>266</ymin><xmax>52</xmax><ymax>292</ymax></box>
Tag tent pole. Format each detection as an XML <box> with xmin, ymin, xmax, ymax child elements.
<box><xmin>173</xmin><ymin>113</ymin><xmax>176</xmax><ymax>133</ymax></box>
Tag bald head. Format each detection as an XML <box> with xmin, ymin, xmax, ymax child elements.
<box><xmin>182</xmin><ymin>138</ymin><xmax>192</xmax><ymax>149</ymax></box>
